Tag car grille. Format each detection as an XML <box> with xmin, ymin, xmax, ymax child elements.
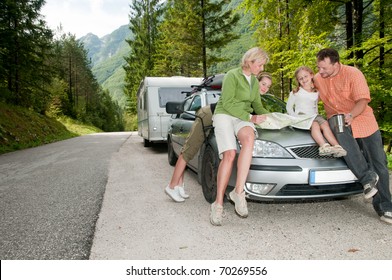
<box><xmin>290</xmin><ymin>145</ymin><xmax>334</xmax><ymax>159</ymax></box>
<box><xmin>275</xmin><ymin>182</ymin><xmax>362</xmax><ymax>197</ymax></box>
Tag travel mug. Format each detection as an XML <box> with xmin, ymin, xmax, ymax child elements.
<box><xmin>331</xmin><ymin>114</ymin><xmax>345</xmax><ymax>133</ymax></box>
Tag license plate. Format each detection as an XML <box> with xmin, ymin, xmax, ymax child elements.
<box><xmin>309</xmin><ymin>169</ymin><xmax>357</xmax><ymax>185</ymax></box>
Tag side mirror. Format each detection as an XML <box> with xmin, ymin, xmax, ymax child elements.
<box><xmin>166</xmin><ymin>101</ymin><xmax>184</xmax><ymax>114</ymax></box>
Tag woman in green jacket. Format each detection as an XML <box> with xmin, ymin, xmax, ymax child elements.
<box><xmin>210</xmin><ymin>47</ymin><xmax>269</xmax><ymax>226</ymax></box>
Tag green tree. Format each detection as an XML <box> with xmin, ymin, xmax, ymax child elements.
<box><xmin>202</xmin><ymin>0</ymin><xmax>240</xmax><ymax>77</ymax></box>
<box><xmin>47</xmin><ymin>32</ymin><xmax>125</xmax><ymax>132</ymax></box>
<box><xmin>153</xmin><ymin>0</ymin><xmax>202</xmax><ymax>77</ymax></box>
<box><xmin>50</xmin><ymin>34</ymin><xmax>94</xmax><ymax>117</ymax></box>
<box><xmin>242</xmin><ymin>0</ymin><xmax>339</xmax><ymax>98</ymax></box>
<box><xmin>0</xmin><ymin>0</ymin><xmax>53</xmax><ymax>113</ymax></box>
<box><xmin>153</xmin><ymin>0</ymin><xmax>240</xmax><ymax>78</ymax></box>
<box><xmin>123</xmin><ymin>0</ymin><xmax>164</xmax><ymax>114</ymax></box>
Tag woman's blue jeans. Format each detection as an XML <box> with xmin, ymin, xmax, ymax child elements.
<box><xmin>328</xmin><ymin>118</ymin><xmax>392</xmax><ymax>216</ymax></box>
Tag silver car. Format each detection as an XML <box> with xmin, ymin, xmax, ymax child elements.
<box><xmin>166</xmin><ymin>75</ymin><xmax>362</xmax><ymax>203</ymax></box>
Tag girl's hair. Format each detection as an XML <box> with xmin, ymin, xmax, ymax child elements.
<box><xmin>293</xmin><ymin>66</ymin><xmax>317</xmax><ymax>93</ymax></box>
<box><xmin>257</xmin><ymin>71</ymin><xmax>272</xmax><ymax>82</ymax></box>
<box><xmin>241</xmin><ymin>47</ymin><xmax>269</xmax><ymax>69</ymax></box>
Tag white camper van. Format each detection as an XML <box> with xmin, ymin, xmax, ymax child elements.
<box><xmin>137</xmin><ymin>76</ymin><xmax>202</xmax><ymax>147</ymax></box>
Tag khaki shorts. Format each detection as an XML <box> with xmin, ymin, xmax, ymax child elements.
<box><xmin>213</xmin><ymin>114</ymin><xmax>256</xmax><ymax>158</ymax></box>
<box><xmin>314</xmin><ymin>115</ymin><xmax>327</xmax><ymax>125</ymax></box>
<box><xmin>181</xmin><ymin>105</ymin><xmax>213</xmax><ymax>162</ymax></box>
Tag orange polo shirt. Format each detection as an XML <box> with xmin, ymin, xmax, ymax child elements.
<box><xmin>314</xmin><ymin>64</ymin><xmax>378</xmax><ymax>138</ymax></box>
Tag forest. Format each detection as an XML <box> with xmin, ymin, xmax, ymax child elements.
<box><xmin>0</xmin><ymin>0</ymin><xmax>125</xmax><ymax>133</ymax></box>
<box><xmin>0</xmin><ymin>0</ymin><xmax>391</xmax><ymax>151</ymax></box>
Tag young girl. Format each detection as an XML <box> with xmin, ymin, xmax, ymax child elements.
<box><xmin>257</xmin><ymin>72</ymin><xmax>272</xmax><ymax>95</ymax></box>
<box><xmin>286</xmin><ymin>66</ymin><xmax>347</xmax><ymax>157</ymax></box>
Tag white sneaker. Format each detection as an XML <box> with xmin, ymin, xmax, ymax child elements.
<box><xmin>165</xmin><ymin>185</ymin><xmax>185</xmax><ymax>202</ymax></box>
<box><xmin>319</xmin><ymin>143</ymin><xmax>333</xmax><ymax>156</ymax></box>
<box><xmin>178</xmin><ymin>183</ymin><xmax>189</xmax><ymax>199</ymax></box>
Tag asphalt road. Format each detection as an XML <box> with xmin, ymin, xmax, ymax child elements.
<box><xmin>0</xmin><ymin>132</ymin><xmax>131</xmax><ymax>259</ymax></box>
<box><xmin>1</xmin><ymin>131</ymin><xmax>392</xmax><ymax>260</ymax></box>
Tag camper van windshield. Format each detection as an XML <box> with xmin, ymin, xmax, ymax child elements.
<box><xmin>158</xmin><ymin>87</ymin><xmax>191</xmax><ymax>107</ymax></box>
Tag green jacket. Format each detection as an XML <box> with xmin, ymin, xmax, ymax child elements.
<box><xmin>214</xmin><ymin>67</ymin><xmax>268</xmax><ymax>121</ymax></box>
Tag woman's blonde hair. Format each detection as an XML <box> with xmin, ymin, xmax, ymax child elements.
<box><xmin>293</xmin><ymin>66</ymin><xmax>317</xmax><ymax>93</ymax></box>
<box><xmin>241</xmin><ymin>47</ymin><xmax>269</xmax><ymax>69</ymax></box>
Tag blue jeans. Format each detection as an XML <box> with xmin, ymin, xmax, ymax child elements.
<box><xmin>328</xmin><ymin>118</ymin><xmax>392</xmax><ymax>216</ymax></box>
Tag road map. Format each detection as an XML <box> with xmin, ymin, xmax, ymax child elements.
<box><xmin>257</xmin><ymin>113</ymin><xmax>317</xmax><ymax>130</ymax></box>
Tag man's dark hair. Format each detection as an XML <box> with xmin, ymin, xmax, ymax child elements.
<box><xmin>316</xmin><ymin>48</ymin><xmax>340</xmax><ymax>64</ymax></box>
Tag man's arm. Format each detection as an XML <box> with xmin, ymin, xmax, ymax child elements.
<box><xmin>344</xmin><ymin>98</ymin><xmax>368</xmax><ymax>126</ymax></box>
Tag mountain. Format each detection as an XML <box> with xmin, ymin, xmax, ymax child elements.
<box><xmin>79</xmin><ymin>25</ymin><xmax>132</xmax><ymax>109</ymax></box>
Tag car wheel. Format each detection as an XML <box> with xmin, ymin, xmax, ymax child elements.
<box><xmin>201</xmin><ymin>145</ymin><xmax>219</xmax><ymax>203</ymax></box>
<box><xmin>144</xmin><ymin>138</ymin><xmax>151</xmax><ymax>147</ymax></box>
<box><xmin>167</xmin><ymin>136</ymin><xmax>178</xmax><ymax>166</ymax></box>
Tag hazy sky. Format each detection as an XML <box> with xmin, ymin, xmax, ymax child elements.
<box><xmin>41</xmin><ymin>0</ymin><xmax>131</xmax><ymax>38</ymax></box>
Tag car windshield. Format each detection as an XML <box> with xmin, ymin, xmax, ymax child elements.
<box><xmin>260</xmin><ymin>94</ymin><xmax>286</xmax><ymax>113</ymax></box>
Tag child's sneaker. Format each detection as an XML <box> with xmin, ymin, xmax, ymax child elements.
<box><xmin>178</xmin><ymin>183</ymin><xmax>189</xmax><ymax>199</ymax></box>
<box><xmin>331</xmin><ymin>145</ymin><xmax>347</xmax><ymax>157</ymax></box>
<box><xmin>165</xmin><ymin>185</ymin><xmax>185</xmax><ymax>202</ymax></box>
<box><xmin>319</xmin><ymin>143</ymin><xmax>333</xmax><ymax>156</ymax></box>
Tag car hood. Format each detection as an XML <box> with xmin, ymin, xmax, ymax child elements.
<box><xmin>256</xmin><ymin>127</ymin><xmax>315</xmax><ymax>147</ymax></box>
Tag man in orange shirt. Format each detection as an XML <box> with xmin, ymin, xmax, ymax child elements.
<box><xmin>314</xmin><ymin>48</ymin><xmax>392</xmax><ymax>224</ymax></box>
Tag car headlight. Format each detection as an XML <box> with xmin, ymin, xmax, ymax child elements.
<box><xmin>252</xmin><ymin>140</ymin><xmax>293</xmax><ymax>158</ymax></box>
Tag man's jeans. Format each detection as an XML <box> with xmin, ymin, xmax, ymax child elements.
<box><xmin>328</xmin><ymin>118</ymin><xmax>392</xmax><ymax>215</ymax></box>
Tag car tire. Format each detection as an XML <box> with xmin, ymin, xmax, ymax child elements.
<box><xmin>167</xmin><ymin>136</ymin><xmax>178</xmax><ymax>166</ymax></box>
<box><xmin>201</xmin><ymin>145</ymin><xmax>219</xmax><ymax>203</ymax></box>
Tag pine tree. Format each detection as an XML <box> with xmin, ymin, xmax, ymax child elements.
<box><xmin>0</xmin><ymin>0</ymin><xmax>53</xmax><ymax>112</ymax></box>
<box><xmin>153</xmin><ymin>0</ymin><xmax>240</xmax><ymax>78</ymax></box>
<box><xmin>123</xmin><ymin>0</ymin><xmax>164</xmax><ymax>114</ymax></box>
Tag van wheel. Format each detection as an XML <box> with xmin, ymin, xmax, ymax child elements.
<box><xmin>201</xmin><ymin>145</ymin><xmax>219</xmax><ymax>203</ymax></box>
<box><xmin>144</xmin><ymin>139</ymin><xmax>151</xmax><ymax>147</ymax></box>
<box><xmin>167</xmin><ymin>137</ymin><xmax>177</xmax><ymax>166</ymax></box>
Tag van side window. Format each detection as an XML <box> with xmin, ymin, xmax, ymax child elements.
<box><xmin>141</xmin><ymin>91</ymin><xmax>145</xmax><ymax>110</ymax></box>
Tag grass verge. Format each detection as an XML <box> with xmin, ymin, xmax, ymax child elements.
<box><xmin>0</xmin><ymin>102</ymin><xmax>101</xmax><ymax>155</ymax></box>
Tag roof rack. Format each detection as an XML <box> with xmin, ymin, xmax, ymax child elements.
<box><xmin>190</xmin><ymin>73</ymin><xmax>225</xmax><ymax>92</ymax></box>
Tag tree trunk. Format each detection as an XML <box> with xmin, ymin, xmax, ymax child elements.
<box><xmin>346</xmin><ymin>1</ymin><xmax>354</xmax><ymax>59</ymax></box>
<box><xmin>353</xmin><ymin>0</ymin><xmax>364</xmax><ymax>60</ymax></box>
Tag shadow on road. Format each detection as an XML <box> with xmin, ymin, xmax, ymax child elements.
<box><xmin>143</xmin><ymin>142</ymin><xmax>168</xmax><ymax>154</ymax></box>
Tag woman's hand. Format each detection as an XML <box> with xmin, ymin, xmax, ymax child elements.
<box><xmin>251</xmin><ymin>114</ymin><xmax>267</xmax><ymax>124</ymax></box>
